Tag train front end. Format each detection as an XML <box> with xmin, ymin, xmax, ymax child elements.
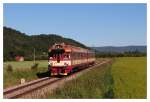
<box><xmin>48</xmin><ymin>43</ymin><xmax>72</xmax><ymax>76</ymax></box>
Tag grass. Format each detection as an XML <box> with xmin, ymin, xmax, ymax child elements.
<box><xmin>47</xmin><ymin>62</ymin><xmax>113</xmax><ymax>98</ymax></box>
<box><xmin>4</xmin><ymin>60</ymin><xmax>48</xmax><ymax>88</ymax></box>
<box><xmin>4</xmin><ymin>60</ymin><xmax>48</xmax><ymax>69</ymax></box>
<box><xmin>112</xmin><ymin>57</ymin><xmax>147</xmax><ymax>98</ymax></box>
<box><xmin>45</xmin><ymin>57</ymin><xmax>146</xmax><ymax>99</ymax></box>
<box><xmin>3</xmin><ymin>57</ymin><xmax>147</xmax><ymax>98</ymax></box>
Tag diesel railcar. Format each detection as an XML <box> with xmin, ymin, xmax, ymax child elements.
<box><xmin>48</xmin><ymin>43</ymin><xmax>95</xmax><ymax>76</ymax></box>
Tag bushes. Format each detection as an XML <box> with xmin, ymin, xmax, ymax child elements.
<box><xmin>31</xmin><ymin>63</ymin><xmax>39</xmax><ymax>70</ymax></box>
<box><xmin>6</xmin><ymin>64</ymin><xmax>13</xmax><ymax>72</ymax></box>
<box><xmin>4</xmin><ymin>60</ymin><xmax>48</xmax><ymax>88</ymax></box>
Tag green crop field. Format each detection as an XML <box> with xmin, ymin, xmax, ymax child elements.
<box><xmin>4</xmin><ymin>60</ymin><xmax>48</xmax><ymax>88</ymax></box>
<box><xmin>45</xmin><ymin>57</ymin><xmax>146</xmax><ymax>99</ymax></box>
<box><xmin>112</xmin><ymin>57</ymin><xmax>147</xmax><ymax>98</ymax></box>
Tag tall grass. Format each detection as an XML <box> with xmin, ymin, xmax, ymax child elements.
<box><xmin>45</xmin><ymin>57</ymin><xmax>146</xmax><ymax>99</ymax></box>
<box><xmin>47</xmin><ymin>63</ymin><xmax>113</xmax><ymax>98</ymax></box>
<box><xmin>4</xmin><ymin>60</ymin><xmax>48</xmax><ymax>88</ymax></box>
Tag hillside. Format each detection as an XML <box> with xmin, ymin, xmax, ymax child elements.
<box><xmin>92</xmin><ymin>46</ymin><xmax>146</xmax><ymax>53</ymax></box>
<box><xmin>3</xmin><ymin>27</ymin><xmax>87</xmax><ymax>61</ymax></box>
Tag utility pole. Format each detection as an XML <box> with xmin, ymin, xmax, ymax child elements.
<box><xmin>34</xmin><ymin>48</ymin><xmax>35</xmax><ymax>63</ymax></box>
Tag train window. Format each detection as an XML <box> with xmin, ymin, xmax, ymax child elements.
<box><xmin>74</xmin><ymin>53</ymin><xmax>76</xmax><ymax>59</ymax></box>
<box><xmin>76</xmin><ymin>53</ymin><xmax>78</xmax><ymax>59</ymax></box>
<box><xmin>75</xmin><ymin>53</ymin><xmax>77</xmax><ymax>59</ymax></box>
<box><xmin>81</xmin><ymin>53</ymin><xmax>83</xmax><ymax>58</ymax></box>
<box><xmin>63</xmin><ymin>53</ymin><xmax>70</xmax><ymax>59</ymax></box>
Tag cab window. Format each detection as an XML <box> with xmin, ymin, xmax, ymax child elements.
<box><xmin>63</xmin><ymin>53</ymin><xmax>70</xmax><ymax>59</ymax></box>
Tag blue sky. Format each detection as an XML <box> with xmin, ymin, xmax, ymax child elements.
<box><xmin>4</xmin><ymin>3</ymin><xmax>147</xmax><ymax>47</ymax></box>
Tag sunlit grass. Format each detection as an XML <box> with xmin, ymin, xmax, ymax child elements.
<box><xmin>47</xmin><ymin>63</ymin><xmax>113</xmax><ymax>98</ymax></box>
<box><xmin>3</xmin><ymin>60</ymin><xmax>48</xmax><ymax>88</ymax></box>
<box><xmin>112</xmin><ymin>57</ymin><xmax>147</xmax><ymax>98</ymax></box>
<box><xmin>45</xmin><ymin>57</ymin><xmax>146</xmax><ymax>99</ymax></box>
<box><xmin>4</xmin><ymin>60</ymin><xmax>48</xmax><ymax>69</ymax></box>
<box><xmin>3</xmin><ymin>57</ymin><xmax>147</xmax><ymax>99</ymax></box>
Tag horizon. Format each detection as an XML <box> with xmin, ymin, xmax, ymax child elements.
<box><xmin>4</xmin><ymin>3</ymin><xmax>147</xmax><ymax>46</ymax></box>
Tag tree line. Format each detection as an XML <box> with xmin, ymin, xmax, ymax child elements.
<box><xmin>4</xmin><ymin>27</ymin><xmax>146</xmax><ymax>61</ymax></box>
<box><xmin>4</xmin><ymin>27</ymin><xmax>87</xmax><ymax>61</ymax></box>
<box><xmin>95</xmin><ymin>50</ymin><xmax>146</xmax><ymax>58</ymax></box>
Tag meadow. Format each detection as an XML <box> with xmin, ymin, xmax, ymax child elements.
<box><xmin>46</xmin><ymin>57</ymin><xmax>146</xmax><ymax>99</ymax></box>
<box><xmin>3</xmin><ymin>57</ymin><xmax>147</xmax><ymax>98</ymax></box>
<box><xmin>4</xmin><ymin>60</ymin><xmax>48</xmax><ymax>69</ymax></box>
<box><xmin>4</xmin><ymin>60</ymin><xmax>48</xmax><ymax>88</ymax></box>
<box><xmin>112</xmin><ymin>57</ymin><xmax>147</xmax><ymax>98</ymax></box>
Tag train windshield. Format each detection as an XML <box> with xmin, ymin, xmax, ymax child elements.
<box><xmin>49</xmin><ymin>49</ymin><xmax>70</xmax><ymax>60</ymax></box>
<box><xmin>49</xmin><ymin>49</ymin><xmax>64</xmax><ymax>57</ymax></box>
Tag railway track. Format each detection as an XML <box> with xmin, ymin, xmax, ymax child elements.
<box><xmin>4</xmin><ymin>59</ymin><xmax>112</xmax><ymax>99</ymax></box>
<box><xmin>4</xmin><ymin>77</ymin><xmax>60</xmax><ymax>98</ymax></box>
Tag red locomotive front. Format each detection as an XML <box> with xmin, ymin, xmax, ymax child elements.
<box><xmin>48</xmin><ymin>43</ymin><xmax>95</xmax><ymax>76</ymax></box>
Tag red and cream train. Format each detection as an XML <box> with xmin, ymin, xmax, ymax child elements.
<box><xmin>48</xmin><ymin>43</ymin><xmax>95</xmax><ymax>76</ymax></box>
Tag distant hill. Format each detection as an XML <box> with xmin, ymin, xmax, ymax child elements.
<box><xmin>3</xmin><ymin>27</ymin><xmax>87</xmax><ymax>61</ymax></box>
<box><xmin>91</xmin><ymin>46</ymin><xmax>147</xmax><ymax>53</ymax></box>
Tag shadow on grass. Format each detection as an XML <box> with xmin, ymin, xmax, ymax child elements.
<box><xmin>103</xmin><ymin>66</ymin><xmax>115</xmax><ymax>99</ymax></box>
<box><xmin>103</xmin><ymin>88</ymin><xmax>114</xmax><ymax>98</ymax></box>
<box><xmin>36</xmin><ymin>71</ymin><xmax>65</xmax><ymax>78</ymax></box>
<box><xmin>36</xmin><ymin>71</ymin><xmax>50</xmax><ymax>78</ymax></box>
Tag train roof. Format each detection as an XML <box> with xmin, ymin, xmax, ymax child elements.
<box><xmin>49</xmin><ymin>43</ymin><xmax>95</xmax><ymax>53</ymax></box>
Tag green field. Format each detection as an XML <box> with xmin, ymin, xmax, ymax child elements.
<box><xmin>47</xmin><ymin>63</ymin><xmax>112</xmax><ymax>98</ymax></box>
<box><xmin>4</xmin><ymin>60</ymin><xmax>48</xmax><ymax>69</ymax></box>
<box><xmin>112</xmin><ymin>57</ymin><xmax>147</xmax><ymax>98</ymax></box>
<box><xmin>3</xmin><ymin>57</ymin><xmax>147</xmax><ymax>98</ymax></box>
<box><xmin>4</xmin><ymin>60</ymin><xmax>48</xmax><ymax>88</ymax></box>
<box><xmin>46</xmin><ymin>57</ymin><xmax>146</xmax><ymax>99</ymax></box>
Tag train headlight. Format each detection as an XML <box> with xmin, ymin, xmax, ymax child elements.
<box><xmin>48</xmin><ymin>62</ymin><xmax>50</xmax><ymax>65</ymax></box>
<box><xmin>64</xmin><ymin>63</ymin><xmax>68</xmax><ymax>66</ymax></box>
<box><xmin>48</xmin><ymin>62</ymin><xmax>53</xmax><ymax>66</ymax></box>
